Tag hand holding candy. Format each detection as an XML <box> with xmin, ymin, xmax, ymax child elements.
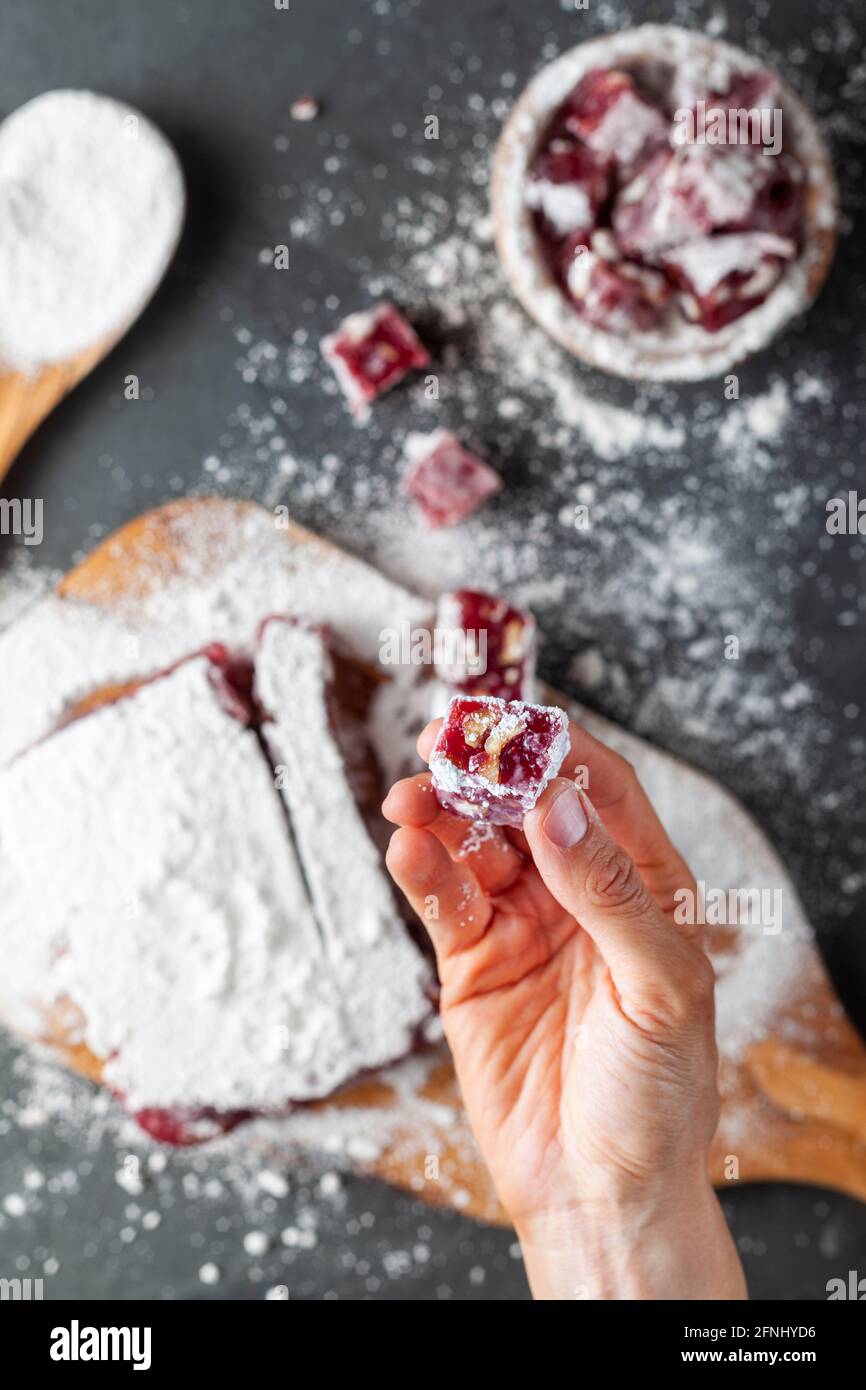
<box><xmin>383</xmin><ymin>715</ymin><xmax>746</xmax><ymax>1301</ymax></box>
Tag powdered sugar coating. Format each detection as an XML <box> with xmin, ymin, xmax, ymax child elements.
<box><xmin>0</xmin><ymin>509</ymin><xmax>431</xmax><ymax>769</ymax></box>
<box><xmin>0</xmin><ymin>638</ymin><xmax>430</xmax><ymax>1112</ymax></box>
<box><xmin>255</xmin><ymin>617</ymin><xmax>431</xmax><ymax>1007</ymax></box>
<box><xmin>492</xmin><ymin>25</ymin><xmax>837</xmax><ymax>381</ymax></box>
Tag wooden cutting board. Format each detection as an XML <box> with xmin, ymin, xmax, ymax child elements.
<box><xmin>46</xmin><ymin>498</ymin><xmax>866</xmax><ymax>1224</ymax></box>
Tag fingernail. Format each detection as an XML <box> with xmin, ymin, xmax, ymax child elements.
<box><xmin>543</xmin><ymin>784</ymin><xmax>588</xmax><ymax>849</ymax></box>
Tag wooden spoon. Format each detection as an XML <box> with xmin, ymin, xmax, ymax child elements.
<box><xmin>0</xmin><ymin>99</ymin><xmax>185</xmax><ymax>488</ymax></box>
<box><xmin>0</xmin><ymin>338</ymin><xmax>115</xmax><ymax>486</ymax></box>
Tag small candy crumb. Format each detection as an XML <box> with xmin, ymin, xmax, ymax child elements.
<box><xmin>319</xmin><ymin>1171</ymin><xmax>342</xmax><ymax>1198</ymax></box>
<box><xmin>258</xmin><ymin>1169</ymin><xmax>289</xmax><ymax>1199</ymax></box>
<box><xmin>291</xmin><ymin>94</ymin><xmax>319</xmax><ymax>122</ymax></box>
<box><xmin>243</xmin><ymin>1230</ymin><xmax>270</xmax><ymax>1257</ymax></box>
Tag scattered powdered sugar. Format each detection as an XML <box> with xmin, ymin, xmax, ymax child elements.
<box><xmin>0</xmin><ymin>90</ymin><xmax>184</xmax><ymax>372</ymax></box>
<box><xmin>718</xmin><ymin>378</ymin><xmax>791</xmax><ymax>453</ymax></box>
<box><xmin>542</xmin><ymin>365</ymin><xmax>687</xmax><ymax>459</ymax></box>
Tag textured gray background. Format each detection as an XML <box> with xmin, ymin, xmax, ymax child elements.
<box><xmin>1</xmin><ymin>0</ymin><xmax>865</xmax><ymax>1300</ymax></box>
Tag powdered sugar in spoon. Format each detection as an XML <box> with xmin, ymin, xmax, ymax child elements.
<box><xmin>0</xmin><ymin>89</ymin><xmax>185</xmax><ymax>484</ymax></box>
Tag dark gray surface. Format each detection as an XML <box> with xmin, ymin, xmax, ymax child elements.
<box><xmin>1</xmin><ymin>0</ymin><xmax>865</xmax><ymax>1300</ymax></box>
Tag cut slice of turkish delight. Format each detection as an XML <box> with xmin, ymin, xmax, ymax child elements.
<box><xmin>430</xmin><ymin>695</ymin><xmax>570</xmax><ymax>827</ymax></box>
<box><xmin>255</xmin><ymin>617</ymin><xmax>432</xmax><ymax>1036</ymax></box>
<box><xmin>561</xmin><ymin>68</ymin><xmax>669</xmax><ymax>174</ymax></box>
<box><xmin>525</xmin><ymin>140</ymin><xmax>611</xmax><ymax>240</ymax></box>
<box><xmin>321</xmin><ymin>302</ymin><xmax>430</xmax><ymax>419</ymax></box>
<box><xmin>662</xmin><ymin>231</ymin><xmax>796</xmax><ymax>331</ymax></box>
<box><xmin>435</xmin><ymin>590</ymin><xmax>536</xmax><ymax>702</ymax></box>
<box><xmin>565</xmin><ymin>241</ymin><xmax>671</xmax><ymax>333</ymax></box>
<box><xmin>613</xmin><ymin>146</ymin><xmax>767</xmax><ymax>259</ymax></box>
<box><xmin>404</xmin><ymin>430</ymin><xmax>502</xmax><ymax>528</ymax></box>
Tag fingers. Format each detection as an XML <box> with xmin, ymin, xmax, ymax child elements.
<box><xmin>385</xmin><ymin>827</ymin><xmax>491</xmax><ymax>965</ymax></box>
<box><xmin>382</xmin><ymin>773</ymin><xmax>524</xmax><ymax>895</ymax></box>
<box><xmin>524</xmin><ymin>780</ymin><xmax>714</xmax><ymax>1034</ymax></box>
<box><xmin>417</xmin><ymin>719</ymin><xmax>441</xmax><ymax>763</ymax></box>
<box><xmin>560</xmin><ymin>723</ymin><xmax>694</xmax><ymax>914</ymax></box>
<box><xmin>416</xmin><ymin>714</ymin><xmax>694</xmax><ymax>918</ymax></box>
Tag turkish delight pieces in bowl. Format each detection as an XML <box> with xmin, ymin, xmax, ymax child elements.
<box><xmin>492</xmin><ymin>24</ymin><xmax>837</xmax><ymax>381</ymax></box>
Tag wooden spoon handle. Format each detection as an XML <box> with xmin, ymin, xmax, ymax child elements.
<box><xmin>0</xmin><ymin>339</ymin><xmax>113</xmax><ymax>486</ymax></box>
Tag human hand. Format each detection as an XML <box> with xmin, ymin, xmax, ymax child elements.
<box><xmin>383</xmin><ymin>716</ymin><xmax>746</xmax><ymax>1300</ymax></box>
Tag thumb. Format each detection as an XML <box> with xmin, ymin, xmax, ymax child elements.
<box><xmin>524</xmin><ymin>780</ymin><xmax>712</xmax><ymax>1028</ymax></box>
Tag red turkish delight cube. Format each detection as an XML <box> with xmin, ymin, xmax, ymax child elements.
<box><xmin>435</xmin><ymin>590</ymin><xmax>536</xmax><ymax>702</ymax></box>
<box><xmin>564</xmin><ymin>240</ymin><xmax>671</xmax><ymax>333</ymax></box>
<box><xmin>613</xmin><ymin>146</ymin><xmax>766</xmax><ymax>258</ymax></box>
<box><xmin>525</xmin><ymin>140</ymin><xmax>611</xmax><ymax>240</ymax></box>
<box><xmin>561</xmin><ymin>68</ymin><xmax>669</xmax><ymax>174</ymax></box>
<box><xmin>708</xmin><ymin>70</ymin><xmax>782</xmax><ymax>150</ymax></box>
<box><xmin>321</xmin><ymin>302</ymin><xmax>430</xmax><ymax>419</ymax></box>
<box><xmin>749</xmin><ymin>155</ymin><xmax>804</xmax><ymax>243</ymax></box>
<box><xmin>670</xmin><ymin>64</ymin><xmax>780</xmax><ymax>135</ymax></box>
<box><xmin>431</xmin><ymin>695</ymin><xmax>570</xmax><ymax>826</ymax></box>
<box><xmin>662</xmin><ymin>231</ymin><xmax>796</xmax><ymax>331</ymax></box>
<box><xmin>404</xmin><ymin>431</ymin><xmax>501</xmax><ymax>528</ymax></box>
